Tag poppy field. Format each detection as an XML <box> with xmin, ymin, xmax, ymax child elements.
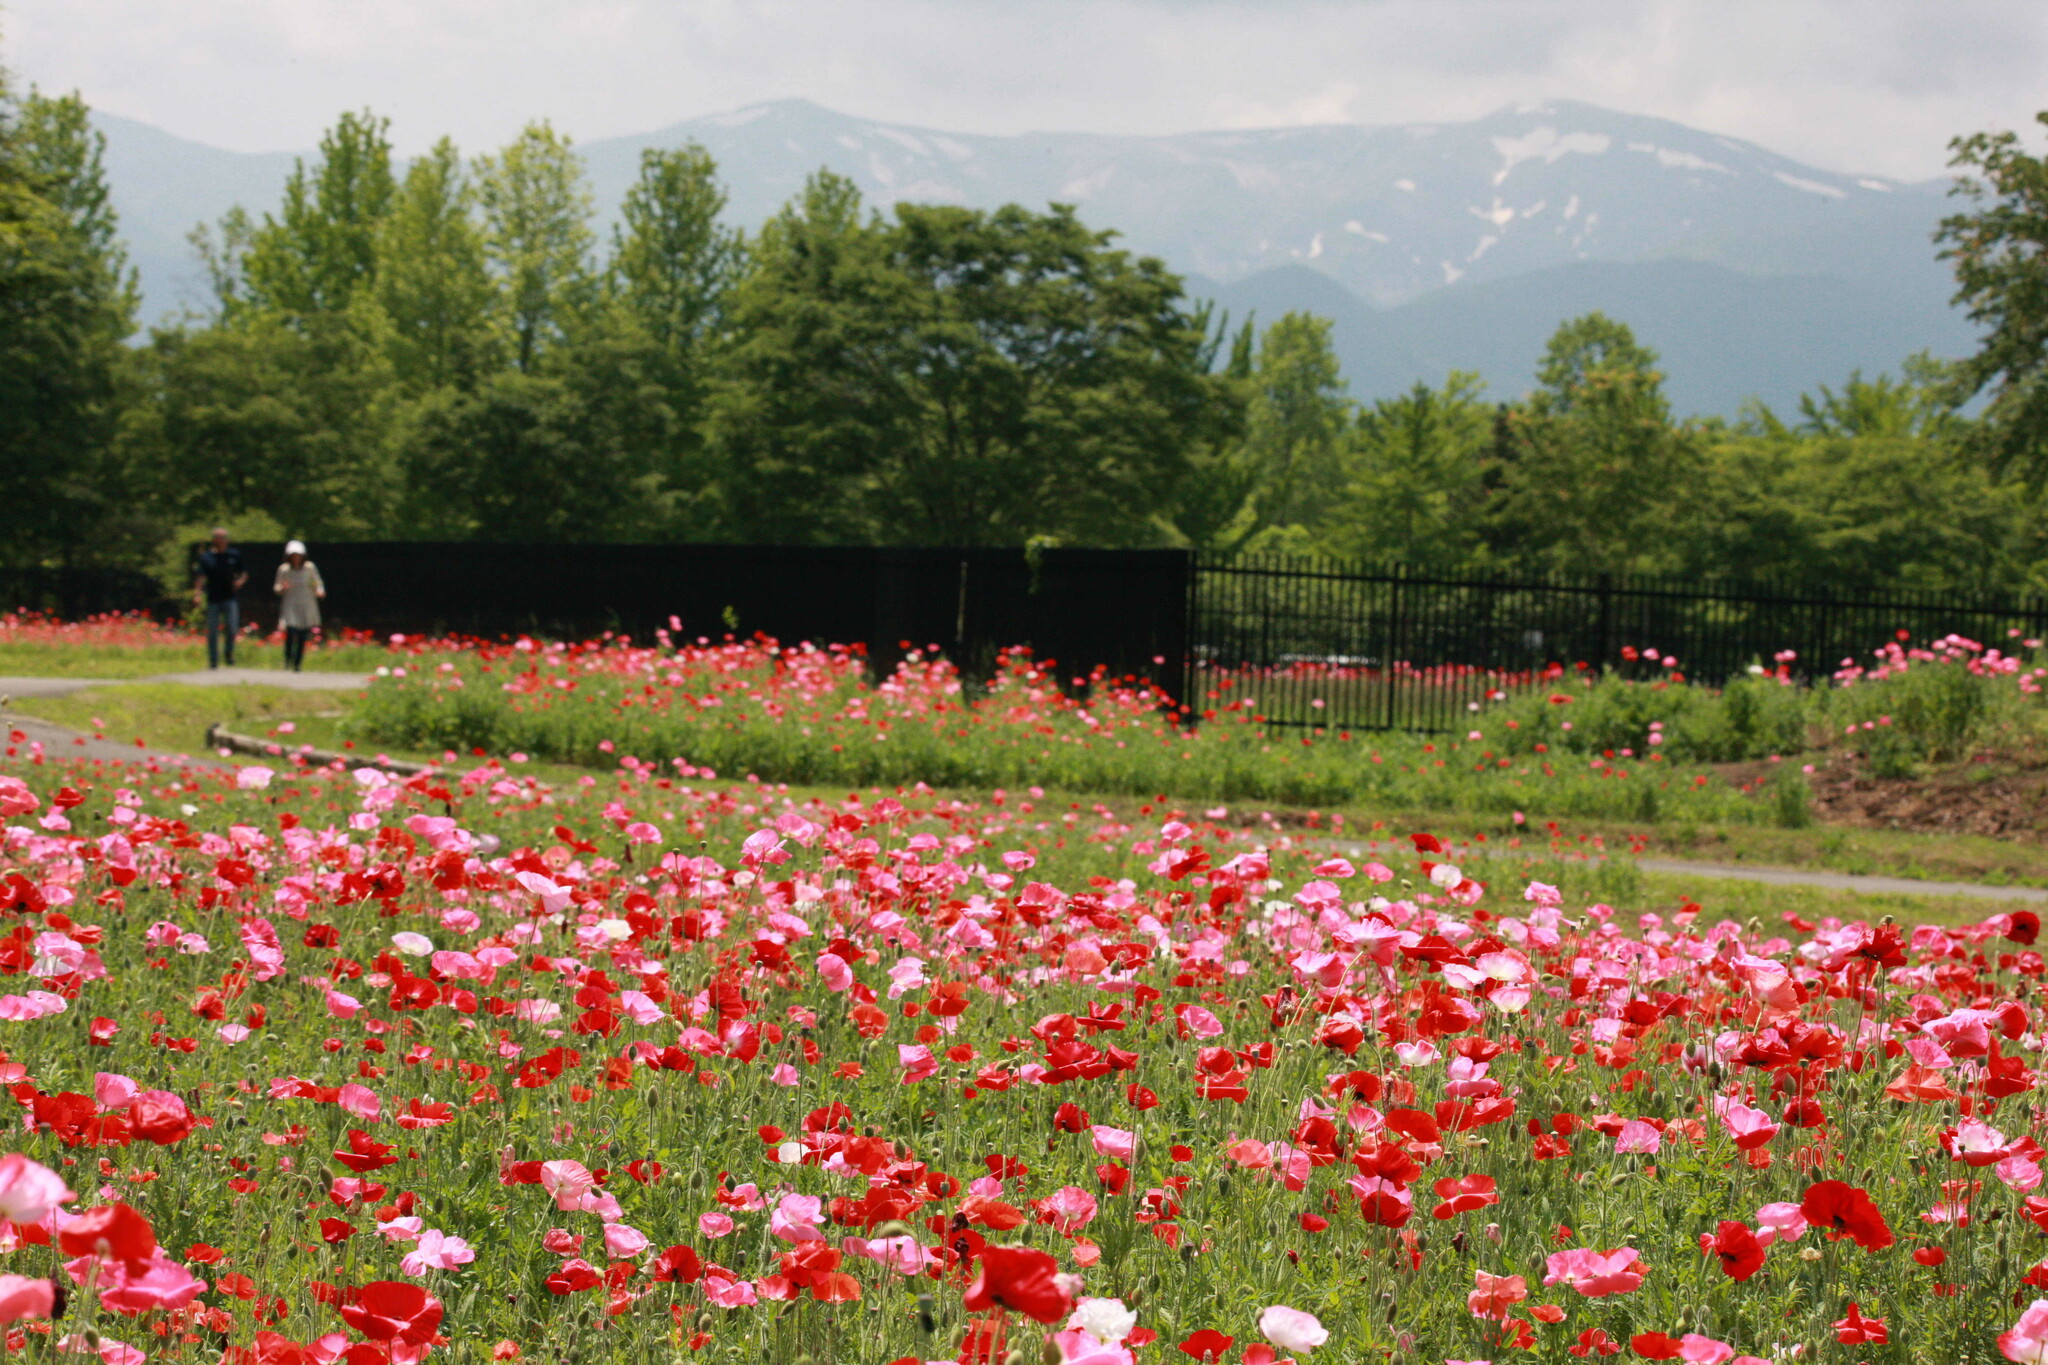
<box><xmin>343</xmin><ymin>633</ymin><xmax>1793</xmax><ymax>829</ymax></box>
<box><xmin>3</xmin><ymin>624</ymin><xmax>2048</xmax><ymax>1363</ymax></box>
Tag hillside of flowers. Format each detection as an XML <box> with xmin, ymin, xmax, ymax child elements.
<box><xmin>3</xmin><ymin>701</ymin><xmax>2048</xmax><ymax>1363</ymax></box>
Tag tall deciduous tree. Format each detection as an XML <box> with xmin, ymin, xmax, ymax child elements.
<box><xmin>714</xmin><ymin>177</ymin><xmax>1234</xmax><ymax>545</ymax></box>
<box><xmin>0</xmin><ymin>85</ymin><xmax>138</xmax><ymax>564</ymax></box>
<box><xmin>241</xmin><ymin>110</ymin><xmax>395</xmax><ymax>321</ymax></box>
<box><xmin>1323</xmin><ymin>373</ymin><xmax>1492</xmax><ymax>571</ymax></box>
<box><xmin>1229</xmin><ymin>311</ymin><xmax>1352</xmax><ymax>549</ymax></box>
<box><xmin>375</xmin><ymin>137</ymin><xmax>496</xmax><ymax>392</ymax></box>
<box><xmin>1484</xmin><ymin>313</ymin><xmax>1699</xmax><ymax>576</ymax></box>
<box><xmin>1940</xmin><ymin>113</ymin><xmax>2048</xmax><ymax>479</ymax></box>
<box><xmin>611</xmin><ymin>144</ymin><xmax>741</xmax><ymax>364</ymax></box>
<box><xmin>475</xmin><ymin>121</ymin><xmax>594</xmax><ymax>374</ymax></box>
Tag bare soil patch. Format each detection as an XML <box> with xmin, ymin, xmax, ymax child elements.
<box><xmin>1720</xmin><ymin>747</ymin><xmax>2048</xmax><ymax>843</ymax></box>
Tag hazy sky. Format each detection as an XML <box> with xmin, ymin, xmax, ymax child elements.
<box><xmin>6</xmin><ymin>0</ymin><xmax>2044</xmax><ymax>180</ymax></box>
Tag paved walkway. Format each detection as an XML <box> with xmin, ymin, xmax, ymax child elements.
<box><xmin>1</xmin><ymin>712</ymin><xmax>230</xmax><ymax>770</ymax></box>
<box><xmin>1337</xmin><ymin>840</ymin><xmax>2048</xmax><ymax>905</ymax></box>
<box><xmin>1634</xmin><ymin>857</ymin><xmax>2048</xmax><ymax>904</ymax></box>
<box><xmin>0</xmin><ymin>669</ymin><xmax>370</xmax><ymax>700</ymax></box>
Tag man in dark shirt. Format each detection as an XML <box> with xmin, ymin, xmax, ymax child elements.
<box><xmin>192</xmin><ymin>528</ymin><xmax>248</xmax><ymax>668</ymax></box>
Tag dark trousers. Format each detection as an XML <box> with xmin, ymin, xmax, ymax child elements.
<box><xmin>283</xmin><ymin>627</ymin><xmax>312</xmax><ymax>671</ymax></box>
<box><xmin>204</xmin><ymin>599</ymin><xmax>239</xmax><ymax>668</ymax></box>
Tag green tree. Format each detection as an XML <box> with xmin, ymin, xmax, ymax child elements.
<box><xmin>0</xmin><ymin>84</ymin><xmax>139</xmax><ymax>565</ymax></box>
<box><xmin>1231</xmin><ymin>312</ymin><xmax>1353</xmax><ymax>550</ymax></box>
<box><xmin>1159</xmin><ymin>314</ymin><xmax>1257</xmax><ymax>551</ymax></box>
<box><xmin>586</xmin><ymin>144</ymin><xmax>745</xmax><ymax>536</ymax></box>
<box><xmin>375</xmin><ymin>137</ymin><xmax>496</xmax><ymax>391</ymax></box>
<box><xmin>1321</xmin><ymin>373</ymin><xmax>1491</xmax><ymax>570</ymax></box>
<box><xmin>395</xmin><ymin>365</ymin><xmax>671</xmax><ymax>541</ymax></box>
<box><xmin>611</xmin><ymin>144</ymin><xmax>741</xmax><ymax>365</ymax></box>
<box><xmin>121</xmin><ymin>314</ymin><xmax>398</xmax><ymax>539</ymax></box>
<box><xmin>1939</xmin><ymin>112</ymin><xmax>2048</xmax><ymax>479</ymax></box>
<box><xmin>1484</xmin><ymin>313</ymin><xmax>1699</xmax><ymax>575</ymax></box>
<box><xmin>240</xmin><ymin>110</ymin><xmax>395</xmax><ymax>320</ymax></box>
<box><xmin>1796</xmin><ymin>358</ymin><xmax>1961</xmax><ymax>441</ymax></box>
<box><xmin>475</xmin><ymin>121</ymin><xmax>595</xmax><ymax>374</ymax></box>
<box><xmin>1682</xmin><ymin>397</ymin><xmax>2035</xmax><ymax>594</ymax></box>
<box><xmin>713</xmin><ymin>178</ymin><xmax>1235</xmax><ymax>545</ymax></box>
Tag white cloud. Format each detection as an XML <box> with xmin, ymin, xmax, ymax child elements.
<box><xmin>3</xmin><ymin>0</ymin><xmax>2043</xmax><ymax>179</ymax></box>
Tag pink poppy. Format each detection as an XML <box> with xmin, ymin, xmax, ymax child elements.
<box><xmin>1542</xmin><ymin>1247</ymin><xmax>1645</xmax><ymax>1297</ymax></box>
<box><xmin>0</xmin><ymin>1155</ymin><xmax>72</xmax><ymax>1225</ymax></box>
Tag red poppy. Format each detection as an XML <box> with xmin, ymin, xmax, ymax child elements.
<box><xmin>543</xmin><ymin>1259</ymin><xmax>603</xmax><ymax>1295</ymax></box>
<box><xmin>128</xmin><ymin>1091</ymin><xmax>196</xmax><ymax>1145</ymax></box>
<box><xmin>961</xmin><ymin>1245</ymin><xmax>1071</xmax><ymax>1324</ymax></box>
<box><xmin>58</xmin><ymin>1201</ymin><xmax>156</xmax><ymax>1267</ymax></box>
<box><xmin>1178</xmin><ymin>1329</ymin><xmax>1235</xmax><ymax>1361</ymax></box>
<box><xmin>1800</xmin><ymin>1180</ymin><xmax>1894</xmax><ymax>1251</ymax></box>
<box><xmin>1569</xmin><ymin>1328</ymin><xmax>1619</xmax><ymax>1357</ymax></box>
<box><xmin>1832</xmin><ymin>1302</ymin><xmax>1887</xmax><ymax>1345</ymax></box>
<box><xmin>333</xmin><ymin>1129</ymin><xmax>398</xmax><ymax>1174</ymax></box>
<box><xmin>1430</xmin><ymin>1173</ymin><xmax>1499</xmax><ymax>1220</ymax></box>
<box><xmin>652</xmin><ymin>1245</ymin><xmax>702</xmax><ymax>1283</ymax></box>
<box><xmin>338</xmin><ymin>1281</ymin><xmax>444</xmax><ymax>1344</ymax></box>
<box><xmin>1700</xmin><ymin>1220</ymin><xmax>1765</xmax><ymax>1281</ymax></box>
<box><xmin>1629</xmin><ymin>1333</ymin><xmax>1683</xmax><ymax>1360</ymax></box>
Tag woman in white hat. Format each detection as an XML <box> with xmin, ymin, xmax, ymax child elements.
<box><xmin>273</xmin><ymin>540</ymin><xmax>326</xmax><ymax>671</ymax></box>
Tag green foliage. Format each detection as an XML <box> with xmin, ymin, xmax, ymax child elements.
<box><xmin>1939</xmin><ymin>112</ymin><xmax>2048</xmax><ymax>480</ymax></box>
<box><xmin>375</xmin><ymin>138</ymin><xmax>497</xmax><ymax>392</ymax></box>
<box><xmin>1820</xmin><ymin>654</ymin><xmax>2030</xmax><ymax>772</ymax></box>
<box><xmin>1479</xmin><ymin>671</ymin><xmax>1807</xmax><ymax>764</ymax></box>
<box><xmin>1484</xmin><ymin>314</ymin><xmax>1704</xmax><ymax>576</ymax></box>
<box><xmin>1770</xmin><ymin>763</ymin><xmax>1815</xmax><ymax>829</ymax></box>
<box><xmin>240</xmin><ymin>109</ymin><xmax>395</xmax><ymax>321</ymax></box>
<box><xmin>713</xmin><ymin>182</ymin><xmax>1235</xmax><ymax>545</ymax></box>
<box><xmin>1321</xmin><ymin>372</ymin><xmax>1492</xmax><ymax>570</ymax></box>
<box><xmin>1473</xmin><ymin>644</ymin><xmax>2047</xmax><ymax>784</ymax></box>
<box><xmin>0</xmin><ymin>83</ymin><xmax>138</xmax><ymax>566</ymax></box>
<box><xmin>347</xmin><ymin>648</ymin><xmax>1781</xmax><ymax>826</ymax></box>
<box><xmin>475</xmin><ymin>120</ymin><xmax>595</xmax><ymax>375</ymax></box>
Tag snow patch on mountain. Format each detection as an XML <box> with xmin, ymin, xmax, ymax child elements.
<box><xmin>1490</xmin><ymin>127</ymin><xmax>1612</xmax><ymax>186</ymax></box>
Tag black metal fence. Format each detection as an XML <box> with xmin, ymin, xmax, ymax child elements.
<box><xmin>222</xmin><ymin>542</ymin><xmax>1192</xmax><ymax>697</ymax></box>
<box><xmin>17</xmin><ymin>546</ymin><xmax>2048</xmax><ymax>736</ymax></box>
<box><xmin>0</xmin><ymin>565</ymin><xmax>179</xmax><ymax>622</ymax></box>
<box><xmin>1189</xmin><ymin>555</ymin><xmax>2048</xmax><ymax>732</ymax></box>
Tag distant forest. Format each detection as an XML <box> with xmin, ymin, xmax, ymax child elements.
<box><xmin>8</xmin><ymin>57</ymin><xmax>2048</xmax><ymax>598</ymax></box>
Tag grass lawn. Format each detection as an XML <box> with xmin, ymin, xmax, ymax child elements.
<box><xmin>9</xmin><ymin>681</ymin><xmax>365</xmax><ymax>752</ymax></box>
